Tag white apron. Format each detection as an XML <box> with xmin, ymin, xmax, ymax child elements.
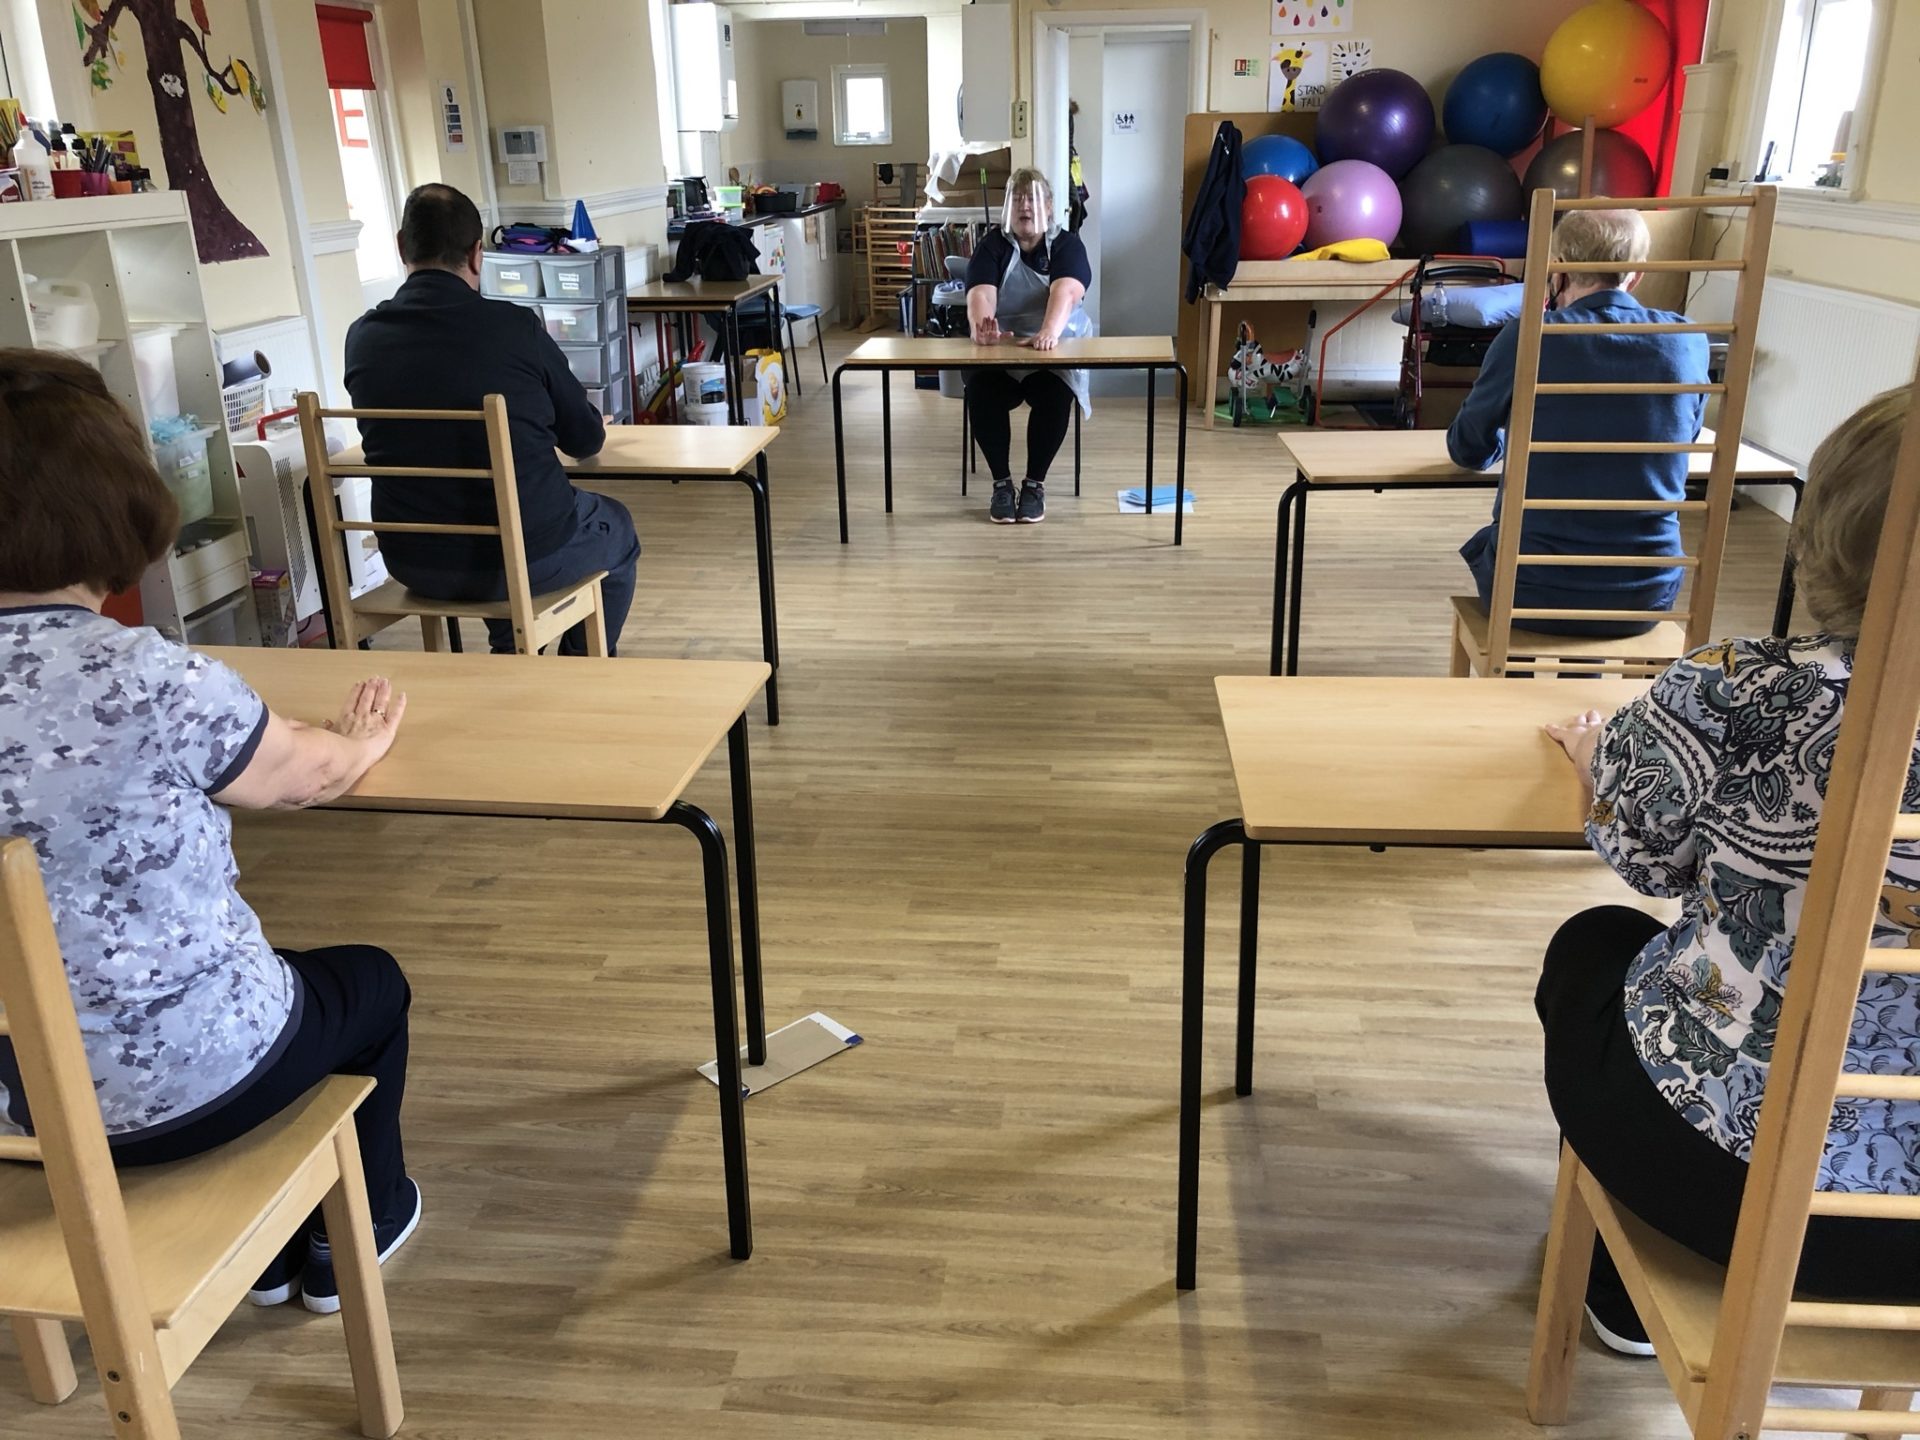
<box><xmin>995</xmin><ymin>236</ymin><xmax>1094</xmax><ymax>417</ymax></box>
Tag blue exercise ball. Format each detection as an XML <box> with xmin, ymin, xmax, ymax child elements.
<box><xmin>1443</xmin><ymin>52</ymin><xmax>1549</xmax><ymax>157</ymax></box>
<box><xmin>1244</xmin><ymin>132</ymin><xmax>1319</xmax><ymax>186</ymax></box>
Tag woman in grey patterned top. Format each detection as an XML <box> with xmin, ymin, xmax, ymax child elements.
<box><xmin>0</xmin><ymin>350</ymin><xmax>419</xmax><ymax>1313</ymax></box>
<box><xmin>1537</xmin><ymin>386</ymin><xmax>1920</xmax><ymax>1357</ymax></box>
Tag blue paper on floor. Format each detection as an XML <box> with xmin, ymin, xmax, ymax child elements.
<box><xmin>1117</xmin><ymin>486</ymin><xmax>1194</xmax><ymax>514</ymax></box>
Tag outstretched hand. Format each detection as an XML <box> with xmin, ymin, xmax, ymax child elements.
<box><xmin>1020</xmin><ymin>329</ymin><xmax>1062</xmax><ymax>352</ymax></box>
<box><xmin>326</xmin><ymin>677</ymin><xmax>408</xmax><ymax>764</ymax></box>
<box><xmin>1545</xmin><ymin>709</ymin><xmax>1608</xmax><ymax>792</ymax></box>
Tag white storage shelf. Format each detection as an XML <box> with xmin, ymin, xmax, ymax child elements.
<box><xmin>0</xmin><ymin>193</ymin><xmax>260</xmax><ymax>644</ymax></box>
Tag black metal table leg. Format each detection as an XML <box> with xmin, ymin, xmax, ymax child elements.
<box><xmin>832</xmin><ymin>366</ymin><xmax>850</xmax><ymax>543</ymax></box>
<box><xmin>1173</xmin><ymin>364</ymin><xmax>1189</xmax><ymax>546</ymax></box>
<box><xmin>1286</xmin><ymin>483</ymin><xmax>1310</xmax><ymax>676</ymax></box>
<box><xmin>1236</xmin><ymin>841</ymin><xmax>1260</xmax><ymax>1098</ymax></box>
<box><xmin>302</xmin><ymin>478</ymin><xmax>337</xmax><ymax>650</ymax></box>
<box><xmin>1178</xmin><ymin>818</ymin><xmax>1250</xmax><ymax>1291</ymax></box>
<box><xmin>1144</xmin><ymin>366</ymin><xmax>1157</xmax><ymax>514</ymax></box>
<box><xmin>664</xmin><ymin>800</ymin><xmax>752</xmax><ymax>1260</ymax></box>
<box><xmin>1771</xmin><ymin>477</ymin><xmax>1805</xmax><ymax>638</ymax></box>
<box><xmin>722</xmin><ymin>308</ymin><xmax>742</xmax><ymax>425</ymax></box>
<box><xmin>446</xmin><ymin>619</ymin><xmax>463</xmax><ymax>653</ymax></box>
<box><xmin>727</xmin><ymin>718</ymin><xmax>768</xmax><ymax>1067</ymax></box>
<box><xmin>1073</xmin><ymin>405</ymin><xmax>1082</xmax><ymax>496</ymax></box>
<box><xmin>745</xmin><ymin>454</ymin><xmax>779</xmax><ymax>726</ymax></box>
<box><xmin>1271</xmin><ymin>475</ymin><xmax>1306</xmax><ymax>675</ymax></box>
<box><xmin>882</xmin><ymin>368</ymin><xmax>894</xmax><ymax>513</ymax></box>
<box><xmin>786</xmin><ymin>310</ymin><xmax>801</xmax><ymax>398</ymax></box>
<box><xmin>960</xmin><ymin>398</ymin><xmax>969</xmax><ymax>496</ymax></box>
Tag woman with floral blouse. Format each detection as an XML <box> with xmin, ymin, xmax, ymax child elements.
<box><xmin>1540</xmin><ymin>385</ymin><xmax>1920</xmax><ymax>1356</ymax></box>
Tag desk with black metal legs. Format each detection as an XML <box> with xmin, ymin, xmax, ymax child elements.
<box><xmin>1268</xmin><ymin>428</ymin><xmax>1804</xmax><ymax>676</ymax></box>
<box><xmin>208</xmin><ymin>647</ymin><xmax>774</xmax><ymax>1263</ymax></box>
<box><xmin>830</xmin><ymin>336</ymin><xmax>1190</xmax><ymax>544</ymax></box>
<box><xmin>628</xmin><ymin>276</ymin><xmax>784</xmax><ymax>426</ymax></box>
<box><xmin>1176</xmin><ymin>674</ymin><xmax>1647</xmax><ymax>1290</ymax></box>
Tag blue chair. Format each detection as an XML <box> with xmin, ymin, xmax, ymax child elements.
<box><xmin>783</xmin><ymin>304</ymin><xmax>830</xmax><ymax>394</ymax></box>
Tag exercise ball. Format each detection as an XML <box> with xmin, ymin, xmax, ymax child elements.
<box><xmin>1316</xmin><ymin>68</ymin><xmax>1436</xmax><ymax>180</ymax></box>
<box><xmin>1300</xmin><ymin>159</ymin><xmax>1403</xmax><ymax>249</ymax></box>
<box><xmin>1541</xmin><ymin>0</ymin><xmax>1673</xmax><ymax>129</ymax></box>
<box><xmin>1397</xmin><ymin>144</ymin><xmax>1525</xmax><ymax>256</ymax></box>
<box><xmin>1522</xmin><ymin>128</ymin><xmax>1655</xmax><ymax>200</ymax></box>
<box><xmin>1244</xmin><ymin>132</ymin><xmax>1320</xmax><ymax>186</ymax></box>
<box><xmin>1240</xmin><ymin>175</ymin><xmax>1309</xmax><ymax>260</ymax></box>
<box><xmin>1443</xmin><ymin>52</ymin><xmax>1549</xmax><ymax>157</ymax></box>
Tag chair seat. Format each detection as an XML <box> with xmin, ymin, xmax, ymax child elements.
<box><xmin>352</xmin><ymin>573</ymin><xmax>606</xmax><ymax>622</ymax></box>
<box><xmin>1583</xmin><ymin>1167</ymin><xmax>1920</xmax><ymax>1391</ymax></box>
<box><xmin>0</xmin><ymin>1075</ymin><xmax>371</xmax><ymax>1327</ymax></box>
<box><xmin>784</xmin><ymin>303</ymin><xmax>823</xmax><ymax>319</ymax></box>
<box><xmin>1450</xmin><ymin>595</ymin><xmax>1689</xmax><ymax>669</ymax></box>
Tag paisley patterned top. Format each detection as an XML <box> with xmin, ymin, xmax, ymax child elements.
<box><xmin>0</xmin><ymin>607</ymin><xmax>296</xmax><ymax>1140</ymax></box>
<box><xmin>1589</xmin><ymin>636</ymin><xmax>1920</xmax><ymax>1193</ymax></box>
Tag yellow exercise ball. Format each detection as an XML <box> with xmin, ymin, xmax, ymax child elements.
<box><xmin>1540</xmin><ymin>0</ymin><xmax>1673</xmax><ymax>129</ymax></box>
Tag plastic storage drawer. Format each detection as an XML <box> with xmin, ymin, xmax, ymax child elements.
<box><xmin>481</xmin><ymin>255</ymin><xmax>543</xmax><ymax>298</ymax></box>
<box><xmin>561</xmin><ymin>345</ymin><xmax>614</xmax><ymax>386</ymax></box>
<box><xmin>541</xmin><ymin>296</ymin><xmax>622</xmax><ymax>345</ymax></box>
<box><xmin>538</xmin><ymin>253</ymin><xmax>611</xmax><ymax>300</ymax></box>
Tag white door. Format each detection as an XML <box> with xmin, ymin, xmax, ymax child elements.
<box><xmin>1094</xmin><ymin>32</ymin><xmax>1187</xmax><ymax>393</ymax></box>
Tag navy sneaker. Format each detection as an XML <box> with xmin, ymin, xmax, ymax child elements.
<box><xmin>246</xmin><ymin>1232</ymin><xmax>306</xmax><ymax>1306</ymax></box>
<box><xmin>1585</xmin><ymin>1296</ymin><xmax>1654</xmax><ymax>1357</ymax></box>
<box><xmin>302</xmin><ymin>1177</ymin><xmax>423</xmax><ymax>1315</ymax></box>
<box><xmin>1017</xmin><ymin>481</ymin><xmax>1046</xmax><ymax>524</ymax></box>
<box><xmin>989</xmin><ymin>478</ymin><xmax>1017</xmax><ymax>524</ymax></box>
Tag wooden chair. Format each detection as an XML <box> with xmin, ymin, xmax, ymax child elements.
<box><xmin>0</xmin><ymin>839</ymin><xmax>401</xmax><ymax>1438</ymax></box>
<box><xmin>298</xmin><ymin>392</ymin><xmax>608</xmax><ymax>656</ymax></box>
<box><xmin>1526</xmin><ymin>363</ymin><xmax>1920</xmax><ymax>1436</ymax></box>
<box><xmin>1450</xmin><ymin>186</ymin><xmax>1777</xmax><ymax>678</ymax></box>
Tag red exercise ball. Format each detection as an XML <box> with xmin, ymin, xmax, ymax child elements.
<box><xmin>1240</xmin><ymin>175</ymin><xmax>1308</xmax><ymax>260</ymax></box>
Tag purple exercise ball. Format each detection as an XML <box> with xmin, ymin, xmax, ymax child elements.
<box><xmin>1300</xmin><ymin>159</ymin><xmax>1404</xmax><ymax>249</ymax></box>
<box><xmin>1316</xmin><ymin>68</ymin><xmax>1436</xmax><ymax>180</ymax></box>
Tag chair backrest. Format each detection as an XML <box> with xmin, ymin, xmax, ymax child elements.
<box><xmin>1695</xmin><ymin>372</ymin><xmax>1920</xmax><ymax>1436</ymax></box>
<box><xmin>296</xmin><ymin>393</ymin><xmax>537</xmax><ymax>650</ymax></box>
<box><xmin>1479</xmin><ymin>186</ymin><xmax>1778</xmax><ymax>677</ymax></box>
<box><xmin>0</xmin><ymin>838</ymin><xmax>175</xmax><ymax>1429</ymax></box>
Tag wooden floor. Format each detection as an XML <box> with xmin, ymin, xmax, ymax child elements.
<box><xmin>3</xmin><ymin>334</ymin><xmax>1822</xmax><ymax>1437</ymax></box>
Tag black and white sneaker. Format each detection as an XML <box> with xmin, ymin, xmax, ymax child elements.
<box><xmin>302</xmin><ymin>1177</ymin><xmax>423</xmax><ymax>1315</ymax></box>
<box><xmin>1017</xmin><ymin>481</ymin><xmax>1046</xmax><ymax>524</ymax></box>
<box><xmin>1585</xmin><ymin>1299</ymin><xmax>1655</xmax><ymax>1358</ymax></box>
<box><xmin>246</xmin><ymin>1233</ymin><xmax>307</xmax><ymax>1306</ymax></box>
<box><xmin>989</xmin><ymin>478</ymin><xmax>1017</xmax><ymax>524</ymax></box>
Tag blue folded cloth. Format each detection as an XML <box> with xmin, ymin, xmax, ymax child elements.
<box><xmin>1120</xmin><ymin>486</ymin><xmax>1192</xmax><ymax>509</ymax></box>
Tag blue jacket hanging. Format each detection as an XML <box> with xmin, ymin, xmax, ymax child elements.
<box><xmin>1182</xmin><ymin>120</ymin><xmax>1244</xmax><ymax>304</ymax></box>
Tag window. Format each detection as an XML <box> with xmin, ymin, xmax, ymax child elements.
<box><xmin>834</xmin><ymin>64</ymin><xmax>892</xmax><ymax>146</ymax></box>
<box><xmin>318</xmin><ymin>3</ymin><xmax>406</xmax><ymax>300</ymax></box>
<box><xmin>1751</xmin><ymin>0</ymin><xmax>1886</xmax><ymax>191</ymax></box>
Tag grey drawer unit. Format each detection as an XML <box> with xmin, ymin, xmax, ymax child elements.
<box><xmin>481</xmin><ymin>243</ymin><xmax>632</xmax><ymax>422</ymax></box>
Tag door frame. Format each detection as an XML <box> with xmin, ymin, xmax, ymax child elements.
<box><xmin>1030</xmin><ymin>7</ymin><xmax>1207</xmax><ymax>210</ymax></box>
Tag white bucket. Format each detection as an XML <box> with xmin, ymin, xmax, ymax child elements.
<box><xmin>131</xmin><ymin>324</ymin><xmax>184</xmax><ymax>421</ymax></box>
<box><xmin>681</xmin><ymin>361</ymin><xmax>727</xmax><ymax>407</ymax></box>
<box><xmin>686</xmin><ymin>398</ymin><xmax>731</xmax><ymax>426</ymax></box>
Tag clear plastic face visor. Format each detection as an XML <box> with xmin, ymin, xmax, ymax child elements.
<box><xmin>1002</xmin><ymin>181</ymin><xmax>1052</xmax><ymax>236</ymax></box>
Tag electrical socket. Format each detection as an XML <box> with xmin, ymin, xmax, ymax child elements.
<box><xmin>1013</xmin><ymin>99</ymin><xmax>1029</xmax><ymax>139</ymax></box>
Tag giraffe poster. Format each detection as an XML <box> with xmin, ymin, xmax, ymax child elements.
<box><xmin>1268</xmin><ymin>40</ymin><xmax>1329</xmax><ymax>112</ymax></box>
<box><xmin>1272</xmin><ymin>0</ymin><xmax>1353</xmax><ymax>34</ymax></box>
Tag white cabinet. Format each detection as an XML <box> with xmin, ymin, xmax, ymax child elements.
<box><xmin>0</xmin><ymin>194</ymin><xmax>260</xmax><ymax>644</ymax></box>
<box><xmin>671</xmin><ymin>3</ymin><xmax>739</xmax><ymax>134</ymax></box>
<box><xmin>769</xmin><ymin>215</ymin><xmax>838</xmax><ymax>318</ymax></box>
<box><xmin>960</xmin><ymin>0</ymin><xmax>1014</xmax><ymax>143</ymax></box>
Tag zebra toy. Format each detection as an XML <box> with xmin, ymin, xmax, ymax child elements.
<box><xmin>1227</xmin><ymin>321</ymin><xmax>1306</xmax><ymax>427</ymax></box>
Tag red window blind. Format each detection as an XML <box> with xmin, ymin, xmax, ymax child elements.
<box><xmin>317</xmin><ymin>4</ymin><xmax>376</xmax><ymax>91</ymax></box>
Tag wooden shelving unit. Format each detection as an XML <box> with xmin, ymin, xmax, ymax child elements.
<box><xmin>0</xmin><ymin>194</ymin><xmax>260</xmax><ymax>643</ymax></box>
<box><xmin>860</xmin><ymin>204</ymin><xmax>919</xmax><ymax>333</ymax></box>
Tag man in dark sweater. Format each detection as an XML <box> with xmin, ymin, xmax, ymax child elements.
<box><xmin>344</xmin><ymin>184</ymin><xmax>638</xmax><ymax>655</ymax></box>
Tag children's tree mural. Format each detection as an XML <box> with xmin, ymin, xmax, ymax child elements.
<box><xmin>75</xmin><ymin>0</ymin><xmax>270</xmax><ymax>261</ymax></box>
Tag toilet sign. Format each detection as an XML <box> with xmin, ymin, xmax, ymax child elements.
<box><xmin>1111</xmin><ymin>109</ymin><xmax>1139</xmax><ymax>134</ymax></box>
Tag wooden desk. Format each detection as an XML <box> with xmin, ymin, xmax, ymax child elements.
<box><xmin>1176</xmin><ymin>675</ymin><xmax>1647</xmax><ymax>1289</ymax></box>
<box><xmin>207</xmin><ymin>646</ymin><xmax>772</xmax><ymax>1262</ymax></box>
<box><xmin>628</xmin><ymin>276</ymin><xmax>785</xmax><ymax>425</ymax></box>
<box><xmin>830</xmin><ymin>336</ymin><xmax>1189</xmax><ymax>544</ymax></box>
<box><xmin>329</xmin><ymin>426</ymin><xmax>786</xmax><ymax>725</ymax></box>
<box><xmin>1268</xmin><ymin>427</ymin><xmax>1805</xmax><ymax>675</ymax></box>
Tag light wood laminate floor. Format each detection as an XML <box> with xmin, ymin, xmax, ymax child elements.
<box><xmin>3</xmin><ymin>337</ymin><xmax>1825</xmax><ymax>1437</ymax></box>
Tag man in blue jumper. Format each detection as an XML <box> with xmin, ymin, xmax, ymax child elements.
<box><xmin>1448</xmin><ymin>208</ymin><xmax>1709</xmax><ymax>638</ymax></box>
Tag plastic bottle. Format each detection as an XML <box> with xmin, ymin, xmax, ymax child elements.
<box><xmin>47</xmin><ymin>125</ymin><xmax>70</xmax><ymax>171</ymax></box>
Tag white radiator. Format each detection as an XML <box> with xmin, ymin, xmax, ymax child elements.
<box><xmin>1693</xmin><ymin>272</ymin><xmax>1920</xmax><ymax>471</ymax></box>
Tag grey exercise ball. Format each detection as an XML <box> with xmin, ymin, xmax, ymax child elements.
<box><xmin>1522</xmin><ymin>129</ymin><xmax>1656</xmax><ymax>201</ymax></box>
<box><xmin>1396</xmin><ymin>144</ymin><xmax>1525</xmax><ymax>256</ymax></box>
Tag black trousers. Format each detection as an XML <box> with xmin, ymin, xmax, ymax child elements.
<box><xmin>966</xmin><ymin>369</ymin><xmax>1074</xmax><ymax>484</ymax></box>
<box><xmin>112</xmin><ymin>945</ymin><xmax>412</xmax><ymax>1231</ymax></box>
<box><xmin>1538</xmin><ymin>906</ymin><xmax>1920</xmax><ymax>1301</ymax></box>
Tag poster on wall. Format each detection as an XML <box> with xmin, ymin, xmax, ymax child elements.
<box><xmin>439</xmin><ymin>83</ymin><xmax>467</xmax><ymax>154</ymax></box>
<box><xmin>1268</xmin><ymin>41</ymin><xmax>1329</xmax><ymax>112</ymax></box>
<box><xmin>1272</xmin><ymin>0</ymin><xmax>1353</xmax><ymax>35</ymax></box>
<box><xmin>1330</xmin><ymin>39</ymin><xmax>1373</xmax><ymax>83</ymax></box>
<box><xmin>77</xmin><ymin>0</ymin><xmax>270</xmax><ymax>262</ymax></box>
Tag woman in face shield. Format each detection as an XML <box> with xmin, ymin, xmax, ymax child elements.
<box><xmin>963</xmin><ymin>168</ymin><xmax>1095</xmax><ymax>525</ymax></box>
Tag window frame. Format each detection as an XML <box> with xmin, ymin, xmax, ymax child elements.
<box><xmin>1741</xmin><ymin>0</ymin><xmax>1892</xmax><ymax>199</ymax></box>
<box><xmin>833</xmin><ymin>63</ymin><xmax>893</xmax><ymax>147</ymax></box>
<box><xmin>322</xmin><ymin>0</ymin><xmax>411</xmax><ymax>305</ymax></box>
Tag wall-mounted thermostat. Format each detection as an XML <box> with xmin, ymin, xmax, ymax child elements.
<box><xmin>494</xmin><ymin>126</ymin><xmax>549</xmax><ymax>163</ymax></box>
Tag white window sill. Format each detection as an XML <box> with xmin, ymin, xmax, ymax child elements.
<box><xmin>1701</xmin><ymin>182</ymin><xmax>1920</xmax><ymax>242</ymax></box>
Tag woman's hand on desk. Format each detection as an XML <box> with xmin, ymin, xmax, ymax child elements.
<box><xmin>1021</xmin><ymin>328</ymin><xmax>1063</xmax><ymax>352</ymax></box>
<box><xmin>326</xmin><ymin>676</ymin><xmax>408</xmax><ymax>759</ymax></box>
<box><xmin>215</xmin><ymin>678</ymin><xmax>408</xmax><ymax>812</ymax></box>
<box><xmin>1544</xmin><ymin>710</ymin><xmax>1608</xmax><ymax>797</ymax></box>
<box><xmin>973</xmin><ymin>317</ymin><xmax>1008</xmax><ymax>345</ymax></box>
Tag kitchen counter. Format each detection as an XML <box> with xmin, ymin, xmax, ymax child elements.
<box><xmin>670</xmin><ymin>198</ymin><xmax>844</xmax><ymax>236</ymax></box>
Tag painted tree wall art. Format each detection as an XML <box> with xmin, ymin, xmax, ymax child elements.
<box><xmin>75</xmin><ymin>0</ymin><xmax>269</xmax><ymax>261</ymax></box>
